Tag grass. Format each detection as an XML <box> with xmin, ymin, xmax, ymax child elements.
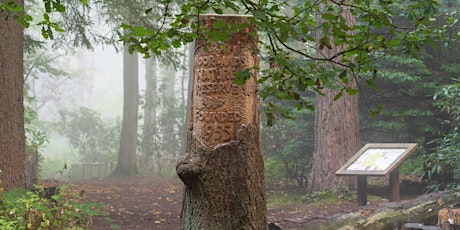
<box><xmin>266</xmin><ymin>190</ymin><xmax>341</xmax><ymax>209</ymax></box>
<box><xmin>266</xmin><ymin>193</ymin><xmax>306</xmax><ymax>209</ymax></box>
<box><xmin>266</xmin><ymin>190</ymin><xmax>386</xmax><ymax>210</ymax></box>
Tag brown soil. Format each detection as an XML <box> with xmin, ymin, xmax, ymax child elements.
<box><xmin>69</xmin><ymin>176</ymin><xmax>423</xmax><ymax>230</ymax></box>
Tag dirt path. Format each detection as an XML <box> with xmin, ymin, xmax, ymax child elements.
<box><xmin>73</xmin><ymin>176</ymin><xmax>183</xmax><ymax>230</ymax></box>
<box><xmin>71</xmin><ymin>176</ymin><xmax>420</xmax><ymax>230</ymax></box>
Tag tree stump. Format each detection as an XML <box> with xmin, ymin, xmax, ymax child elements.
<box><xmin>176</xmin><ymin>14</ymin><xmax>266</xmax><ymax>229</ymax></box>
<box><xmin>25</xmin><ymin>149</ymin><xmax>39</xmax><ymax>189</ymax></box>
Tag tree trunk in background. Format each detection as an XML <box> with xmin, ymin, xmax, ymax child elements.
<box><xmin>179</xmin><ymin>43</ymin><xmax>193</xmax><ymax>155</ymax></box>
<box><xmin>308</xmin><ymin>1</ymin><xmax>359</xmax><ymax>193</ymax></box>
<box><xmin>112</xmin><ymin>45</ymin><xmax>139</xmax><ymax>176</ymax></box>
<box><xmin>140</xmin><ymin>56</ymin><xmax>158</xmax><ymax>174</ymax></box>
<box><xmin>176</xmin><ymin>15</ymin><xmax>266</xmax><ymax>229</ymax></box>
<box><xmin>159</xmin><ymin>66</ymin><xmax>177</xmax><ymax>174</ymax></box>
<box><xmin>0</xmin><ymin>0</ymin><xmax>26</xmax><ymax>190</ymax></box>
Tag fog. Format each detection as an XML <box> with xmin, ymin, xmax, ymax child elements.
<box><xmin>35</xmin><ymin>45</ymin><xmax>152</xmax><ymax>178</ymax></box>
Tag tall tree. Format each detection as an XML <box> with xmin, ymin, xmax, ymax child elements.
<box><xmin>99</xmin><ymin>0</ymin><xmax>183</xmax><ymax>175</ymax></box>
<box><xmin>0</xmin><ymin>0</ymin><xmax>26</xmax><ymax>190</ymax></box>
<box><xmin>112</xmin><ymin>44</ymin><xmax>139</xmax><ymax>176</ymax></box>
<box><xmin>157</xmin><ymin>66</ymin><xmax>180</xmax><ymax>173</ymax></box>
<box><xmin>180</xmin><ymin>43</ymin><xmax>193</xmax><ymax>154</ymax></box>
<box><xmin>140</xmin><ymin>56</ymin><xmax>158</xmax><ymax>173</ymax></box>
<box><xmin>308</xmin><ymin>0</ymin><xmax>359</xmax><ymax>193</ymax></box>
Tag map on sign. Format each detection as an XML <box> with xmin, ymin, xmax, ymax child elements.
<box><xmin>346</xmin><ymin>148</ymin><xmax>405</xmax><ymax>171</ymax></box>
<box><xmin>335</xmin><ymin>143</ymin><xmax>417</xmax><ymax>176</ymax></box>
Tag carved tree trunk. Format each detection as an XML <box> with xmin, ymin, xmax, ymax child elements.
<box><xmin>176</xmin><ymin>15</ymin><xmax>266</xmax><ymax>229</ymax></box>
<box><xmin>113</xmin><ymin>44</ymin><xmax>139</xmax><ymax>176</ymax></box>
<box><xmin>0</xmin><ymin>0</ymin><xmax>26</xmax><ymax>190</ymax></box>
<box><xmin>308</xmin><ymin>1</ymin><xmax>359</xmax><ymax>193</ymax></box>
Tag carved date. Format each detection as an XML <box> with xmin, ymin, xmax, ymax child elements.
<box><xmin>203</xmin><ymin>123</ymin><xmax>234</xmax><ymax>142</ymax></box>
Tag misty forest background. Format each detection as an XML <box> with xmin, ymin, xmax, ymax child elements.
<box><xmin>23</xmin><ymin>0</ymin><xmax>460</xmax><ymax>193</ymax></box>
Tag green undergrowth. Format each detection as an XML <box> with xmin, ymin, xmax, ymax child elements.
<box><xmin>267</xmin><ymin>189</ymin><xmax>384</xmax><ymax>210</ymax></box>
<box><xmin>0</xmin><ymin>185</ymin><xmax>112</xmax><ymax>230</ymax></box>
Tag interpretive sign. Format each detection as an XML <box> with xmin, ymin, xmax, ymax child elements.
<box><xmin>336</xmin><ymin>143</ymin><xmax>417</xmax><ymax>176</ymax></box>
<box><xmin>336</xmin><ymin>143</ymin><xmax>418</xmax><ymax>205</ymax></box>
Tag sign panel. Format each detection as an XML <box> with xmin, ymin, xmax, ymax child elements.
<box><xmin>336</xmin><ymin>143</ymin><xmax>417</xmax><ymax>176</ymax></box>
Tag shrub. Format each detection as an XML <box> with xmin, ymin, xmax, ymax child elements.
<box><xmin>422</xmin><ymin>82</ymin><xmax>460</xmax><ymax>192</ymax></box>
<box><xmin>0</xmin><ymin>185</ymin><xmax>105</xmax><ymax>229</ymax></box>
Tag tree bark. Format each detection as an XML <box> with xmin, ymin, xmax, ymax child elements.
<box><xmin>158</xmin><ymin>67</ymin><xmax>177</xmax><ymax>174</ymax></box>
<box><xmin>0</xmin><ymin>0</ymin><xmax>26</xmax><ymax>190</ymax></box>
<box><xmin>140</xmin><ymin>56</ymin><xmax>158</xmax><ymax>173</ymax></box>
<box><xmin>176</xmin><ymin>15</ymin><xmax>266</xmax><ymax>229</ymax></box>
<box><xmin>308</xmin><ymin>1</ymin><xmax>359</xmax><ymax>193</ymax></box>
<box><xmin>112</xmin><ymin>45</ymin><xmax>139</xmax><ymax>176</ymax></box>
<box><xmin>180</xmin><ymin>43</ymin><xmax>193</xmax><ymax>156</ymax></box>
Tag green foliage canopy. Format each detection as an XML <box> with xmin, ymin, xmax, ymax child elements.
<box><xmin>119</xmin><ymin>0</ymin><xmax>450</xmax><ymax>116</ymax></box>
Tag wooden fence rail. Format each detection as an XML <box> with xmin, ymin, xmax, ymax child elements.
<box><xmin>70</xmin><ymin>162</ymin><xmax>117</xmax><ymax>180</ymax></box>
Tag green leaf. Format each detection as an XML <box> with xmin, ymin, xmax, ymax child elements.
<box><xmin>131</xmin><ymin>26</ymin><xmax>154</xmax><ymax>37</ymax></box>
<box><xmin>346</xmin><ymin>88</ymin><xmax>358</xmax><ymax>95</ymax></box>
<box><xmin>54</xmin><ymin>26</ymin><xmax>65</xmax><ymax>33</ymax></box>
<box><xmin>208</xmin><ymin>30</ymin><xmax>230</xmax><ymax>43</ymax></box>
<box><xmin>54</xmin><ymin>3</ymin><xmax>65</xmax><ymax>12</ymax></box>
<box><xmin>41</xmin><ymin>27</ymin><xmax>49</xmax><ymax>39</ymax></box>
<box><xmin>43</xmin><ymin>13</ymin><xmax>50</xmax><ymax>21</ymax></box>
<box><xmin>214</xmin><ymin>8</ymin><xmax>223</xmax><ymax>14</ymax></box>
<box><xmin>265</xmin><ymin>110</ymin><xmax>274</xmax><ymax>127</ymax></box>
<box><xmin>322</xmin><ymin>13</ymin><xmax>336</xmax><ymax>21</ymax></box>
<box><xmin>387</xmin><ymin>39</ymin><xmax>400</xmax><ymax>47</ymax></box>
<box><xmin>319</xmin><ymin>37</ymin><xmax>332</xmax><ymax>50</ymax></box>
<box><xmin>338</xmin><ymin>70</ymin><xmax>347</xmax><ymax>79</ymax></box>
<box><xmin>44</xmin><ymin>1</ymin><xmax>51</xmax><ymax>13</ymax></box>
<box><xmin>235</xmin><ymin>69</ymin><xmax>251</xmax><ymax>85</ymax></box>
<box><xmin>333</xmin><ymin>90</ymin><xmax>343</xmax><ymax>101</ymax></box>
<box><xmin>213</xmin><ymin>19</ymin><xmax>227</xmax><ymax>29</ymax></box>
<box><xmin>47</xmin><ymin>27</ymin><xmax>54</xmax><ymax>39</ymax></box>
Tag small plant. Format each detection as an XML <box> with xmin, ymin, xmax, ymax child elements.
<box><xmin>303</xmin><ymin>190</ymin><xmax>331</xmax><ymax>203</ymax></box>
<box><xmin>338</xmin><ymin>186</ymin><xmax>356</xmax><ymax>201</ymax></box>
<box><xmin>0</xmin><ymin>184</ymin><xmax>108</xmax><ymax>229</ymax></box>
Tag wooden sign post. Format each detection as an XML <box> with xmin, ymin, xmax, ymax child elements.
<box><xmin>336</xmin><ymin>143</ymin><xmax>417</xmax><ymax>206</ymax></box>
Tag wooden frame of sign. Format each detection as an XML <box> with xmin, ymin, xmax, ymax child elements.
<box><xmin>336</xmin><ymin>143</ymin><xmax>417</xmax><ymax>206</ymax></box>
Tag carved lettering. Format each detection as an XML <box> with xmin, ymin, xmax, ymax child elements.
<box><xmin>197</xmin><ymin>55</ymin><xmax>245</xmax><ymax>68</ymax></box>
<box><xmin>191</xmin><ymin>22</ymin><xmax>257</xmax><ymax>148</ymax></box>
<box><xmin>194</xmin><ymin>110</ymin><xmax>242</xmax><ymax>123</ymax></box>
<box><xmin>203</xmin><ymin>123</ymin><xmax>234</xmax><ymax>142</ymax></box>
<box><xmin>196</xmin><ymin>82</ymin><xmax>241</xmax><ymax>95</ymax></box>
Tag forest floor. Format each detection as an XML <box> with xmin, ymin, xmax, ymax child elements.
<box><xmin>67</xmin><ymin>175</ymin><xmax>424</xmax><ymax>230</ymax></box>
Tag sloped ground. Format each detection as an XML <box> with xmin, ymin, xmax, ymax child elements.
<box><xmin>70</xmin><ymin>176</ymin><xmax>423</xmax><ymax>230</ymax></box>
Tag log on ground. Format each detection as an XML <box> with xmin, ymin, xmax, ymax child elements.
<box><xmin>288</xmin><ymin>191</ymin><xmax>459</xmax><ymax>230</ymax></box>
